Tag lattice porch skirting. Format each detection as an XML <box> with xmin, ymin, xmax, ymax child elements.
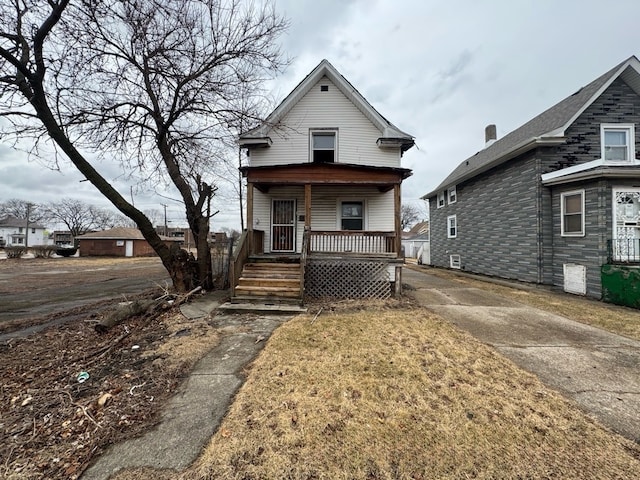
<box><xmin>305</xmin><ymin>257</ymin><xmax>400</xmax><ymax>299</ymax></box>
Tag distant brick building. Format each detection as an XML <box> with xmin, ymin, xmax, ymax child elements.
<box><xmin>77</xmin><ymin>228</ymin><xmax>180</xmax><ymax>257</ymax></box>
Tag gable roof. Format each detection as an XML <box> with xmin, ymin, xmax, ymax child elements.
<box><xmin>239</xmin><ymin>59</ymin><xmax>414</xmax><ymax>152</ymax></box>
<box><xmin>423</xmin><ymin>56</ymin><xmax>640</xmax><ymax>199</ymax></box>
<box><xmin>77</xmin><ymin>227</ymin><xmax>177</xmax><ymax>241</ymax></box>
<box><xmin>0</xmin><ymin>215</ymin><xmax>46</xmax><ymax>229</ymax></box>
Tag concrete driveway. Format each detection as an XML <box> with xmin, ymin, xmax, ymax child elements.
<box><xmin>404</xmin><ymin>267</ymin><xmax>640</xmax><ymax>443</ymax></box>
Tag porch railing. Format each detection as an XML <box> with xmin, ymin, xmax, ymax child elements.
<box><xmin>310</xmin><ymin>230</ymin><xmax>396</xmax><ymax>255</ymax></box>
<box><xmin>300</xmin><ymin>228</ymin><xmax>310</xmax><ymax>298</ymax></box>
<box><xmin>230</xmin><ymin>229</ymin><xmax>264</xmax><ymax>296</ymax></box>
<box><xmin>607</xmin><ymin>238</ymin><xmax>640</xmax><ymax>263</ymax></box>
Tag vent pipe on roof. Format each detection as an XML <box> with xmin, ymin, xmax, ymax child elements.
<box><xmin>485</xmin><ymin>124</ymin><xmax>497</xmax><ymax>147</ymax></box>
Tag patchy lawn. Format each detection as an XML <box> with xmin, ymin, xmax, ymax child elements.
<box><xmin>415</xmin><ymin>266</ymin><xmax>640</xmax><ymax>341</ymax></box>
<box><xmin>178</xmin><ymin>303</ymin><xmax>640</xmax><ymax>480</ymax></box>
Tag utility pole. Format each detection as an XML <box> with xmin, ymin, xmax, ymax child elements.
<box><xmin>161</xmin><ymin>203</ymin><xmax>168</xmax><ymax>236</ymax></box>
<box><xmin>25</xmin><ymin>203</ymin><xmax>31</xmax><ymax>248</ymax></box>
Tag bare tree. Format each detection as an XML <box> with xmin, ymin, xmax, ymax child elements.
<box><xmin>0</xmin><ymin>0</ymin><xmax>287</xmax><ymax>292</ymax></box>
<box><xmin>45</xmin><ymin>198</ymin><xmax>108</xmax><ymax>237</ymax></box>
<box><xmin>401</xmin><ymin>204</ymin><xmax>422</xmax><ymax>231</ymax></box>
<box><xmin>0</xmin><ymin>198</ymin><xmax>49</xmax><ymax>224</ymax></box>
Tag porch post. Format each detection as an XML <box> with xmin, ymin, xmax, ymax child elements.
<box><xmin>247</xmin><ymin>182</ymin><xmax>254</xmax><ymax>253</ymax></box>
<box><xmin>394</xmin><ymin>183</ymin><xmax>402</xmax><ymax>256</ymax></box>
<box><xmin>304</xmin><ymin>184</ymin><xmax>312</xmax><ymax>229</ymax></box>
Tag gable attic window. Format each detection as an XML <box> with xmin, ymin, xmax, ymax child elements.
<box><xmin>311</xmin><ymin>130</ymin><xmax>337</xmax><ymax>163</ymax></box>
<box><xmin>320</xmin><ymin>85</ymin><xmax>329</xmax><ymax>92</ymax></box>
<box><xmin>561</xmin><ymin>190</ymin><xmax>585</xmax><ymax>236</ymax></box>
<box><xmin>437</xmin><ymin>191</ymin><xmax>445</xmax><ymax>208</ymax></box>
<box><xmin>601</xmin><ymin>124</ymin><xmax>635</xmax><ymax>162</ymax></box>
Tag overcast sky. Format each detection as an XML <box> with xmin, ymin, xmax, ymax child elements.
<box><xmin>2</xmin><ymin>0</ymin><xmax>640</xmax><ymax>230</ymax></box>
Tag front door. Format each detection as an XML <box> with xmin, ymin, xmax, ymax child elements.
<box><xmin>613</xmin><ymin>189</ymin><xmax>640</xmax><ymax>261</ymax></box>
<box><xmin>271</xmin><ymin>199</ymin><xmax>296</xmax><ymax>252</ymax></box>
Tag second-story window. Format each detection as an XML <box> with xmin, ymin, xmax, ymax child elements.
<box><xmin>311</xmin><ymin>130</ymin><xmax>337</xmax><ymax>163</ymax></box>
<box><xmin>601</xmin><ymin>124</ymin><xmax>635</xmax><ymax>162</ymax></box>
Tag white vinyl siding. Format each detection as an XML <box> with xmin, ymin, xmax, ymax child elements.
<box><xmin>252</xmin><ymin>185</ymin><xmax>395</xmax><ymax>253</ymax></box>
<box><xmin>249</xmin><ymin>77</ymin><xmax>400</xmax><ymax>168</ymax></box>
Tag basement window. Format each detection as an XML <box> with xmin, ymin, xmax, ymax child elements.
<box><xmin>450</xmin><ymin>254</ymin><xmax>461</xmax><ymax>269</ymax></box>
<box><xmin>311</xmin><ymin>130</ymin><xmax>337</xmax><ymax>163</ymax></box>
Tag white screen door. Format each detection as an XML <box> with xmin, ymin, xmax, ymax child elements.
<box><xmin>271</xmin><ymin>199</ymin><xmax>296</xmax><ymax>252</ymax></box>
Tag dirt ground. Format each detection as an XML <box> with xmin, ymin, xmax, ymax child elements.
<box><xmin>0</xmin><ymin>257</ymin><xmax>222</xmax><ymax>479</ymax></box>
<box><xmin>0</xmin><ymin>256</ymin><xmax>170</xmax><ymax>335</ymax></box>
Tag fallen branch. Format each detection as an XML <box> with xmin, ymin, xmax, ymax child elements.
<box><xmin>95</xmin><ymin>298</ymin><xmax>162</xmax><ymax>333</ymax></box>
<box><xmin>175</xmin><ymin>286</ymin><xmax>203</xmax><ymax>306</ymax></box>
<box><xmin>311</xmin><ymin>307</ymin><xmax>323</xmax><ymax>324</ymax></box>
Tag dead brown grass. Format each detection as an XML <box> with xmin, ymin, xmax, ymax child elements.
<box><xmin>182</xmin><ymin>305</ymin><xmax>640</xmax><ymax>480</ymax></box>
<box><xmin>419</xmin><ymin>267</ymin><xmax>640</xmax><ymax>341</ymax></box>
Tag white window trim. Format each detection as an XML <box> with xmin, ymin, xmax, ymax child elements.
<box><xmin>448</xmin><ymin>186</ymin><xmax>457</xmax><ymax>204</ymax></box>
<box><xmin>437</xmin><ymin>191</ymin><xmax>445</xmax><ymax>209</ymax></box>
<box><xmin>601</xmin><ymin>123</ymin><xmax>635</xmax><ymax>163</ymax></box>
<box><xmin>450</xmin><ymin>254</ymin><xmax>461</xmax><ymax>269</ymax></box>
<box><xmin>337</xmin><ymin>198</ymin><xmax>366</xmax><ymax>230</ymax></box>
<box><xmin>560</xmin><ymin>189</ymin><xmax>585</xmax><ymax>237</ymax></box>
<box><xmin>447</xmin><ymin>214</ymin><xmax>457</xmax><ymax>239</ymax></box>
<box><xmin>310</xmin><ymin>129</ymin><xmax>338</xmax><ymax>163</ymax></box>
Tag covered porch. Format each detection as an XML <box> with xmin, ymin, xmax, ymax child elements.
<box><xmin>231</xmin><ymin>162</ymin><xmax>411</xmax><ymax>301</ymax></box>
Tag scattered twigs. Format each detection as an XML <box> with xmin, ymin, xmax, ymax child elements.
<box><xmin>57</xmin><ymin>389</ymin><xmax>101</xmax><ymax>429</ymax></box>
<box><xmin>175</xmin><ymin>286</ymin><xmax>203</xmax><ymax>306</ymax></box>
<box><xmin>311</xmin><ymin>307</ymin><xmax>323</xmax><ymax>324</ymax></box>
<box><xmin>129</xmin><ymin>382</ymin><xmax>147</xmax><ymax>396</ymax></box>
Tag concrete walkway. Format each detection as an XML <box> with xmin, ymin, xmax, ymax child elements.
<box><xmin>82</xmin><ymin>296</ymin><xmax>292</xmax><ymax>480</ymax></box>
<box><xmin>404</xmin><ymin>267</ymin><xmax>640</xmax><ymax>443</ymax></box>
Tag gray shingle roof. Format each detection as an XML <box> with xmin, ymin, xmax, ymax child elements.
<box><xmin>423</xmin><ymin>56</ymin><xmax>640</xmax><ymax>199</ymax></box>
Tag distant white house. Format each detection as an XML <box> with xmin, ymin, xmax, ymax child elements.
<box><xmin>0</xmin><ymin>216</ymin><xmax>48</xmax><ymax>247</ymax></box>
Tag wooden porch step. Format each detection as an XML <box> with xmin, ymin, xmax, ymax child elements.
<box><xmin>237</xmin><ymin>278</ymin><xmax>299</xmax><ymax>288</ymax></box>
<box><xmin>234</xmin><ymin>285</ymin><xmax>300</xmax><ymax>298</ymax></box>
<box><xmin>243</xmin><ymin>262</ymin><xmax>300</xmax><ymax>270</ymax></box>
<box><xmin>241</xmin><ymin>272</ymin><xmax>300</xmax><ymax>280</ymax></box>
<box><xmin>229</xmin><ymin>295</ymin><xmax>303</xmax><ymax>306</ymax></box>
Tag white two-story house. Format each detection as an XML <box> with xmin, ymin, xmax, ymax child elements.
<box><xmin>0</xmin><ymin>216</ymin><xmax>47</xmax><ymax>248</ymax></box>
<box><xmin>231</xmin><ymin>59</ymin><xmax>414</xmax><ymax>304</ymax></box>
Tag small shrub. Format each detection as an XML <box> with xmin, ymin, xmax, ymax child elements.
<box><xmin>5</xmin><ymin>246</ymin><xmax>27</xmax><ymax>259</ymax></box>
<box><xmin>33</xmin><ymin>245</ymin><xmax>58</xmax><ymax>258</ymax></box>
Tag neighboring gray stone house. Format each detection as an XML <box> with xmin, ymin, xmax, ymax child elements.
<box><xmin>423</xmin><ymin>56</ymin><xmax>640</xmax><ymax>304</ymax></box>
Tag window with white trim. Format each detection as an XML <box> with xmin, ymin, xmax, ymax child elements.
<box><xmin>601</xmin><ymin>124</ymin><xmax>635</xmax><ymax>162</ymax></box>
<box><xmin>447</xmin><ymin>215</ymin><xmax>457</xmax><ymax>238</ymax></box>
<box><xmin>341</xmin><ymin>201</ymin><xmax>363</xmax><ymax>230</ymax></box>
<box><xmin>561</xmin><ymin>190</ymin><xmax>585</xmax><ymax>236</ymax></box>
<box><xmin>311</xmin><ymin>130</ymin><xmax>337</xmax><ymax>163</ymax></box>
<box><xmin>437</xmin><ymin>191</ymin><xmax>445</xmax><ymax>208</ymax></box>
<box><xmin>448</xmin><ymin>186</ymin><xmax>457</xmax><ymax>204</ymax></box>
<box><xmin>450</xmin><ymin>254</ymin><xmax>461</xmax><ymax>269</ymax></box>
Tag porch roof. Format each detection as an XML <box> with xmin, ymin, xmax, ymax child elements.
<box><xmin>241</xmin><ymin>162</ymin><xmax>412</xmax><ymax>193</ymax></box>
